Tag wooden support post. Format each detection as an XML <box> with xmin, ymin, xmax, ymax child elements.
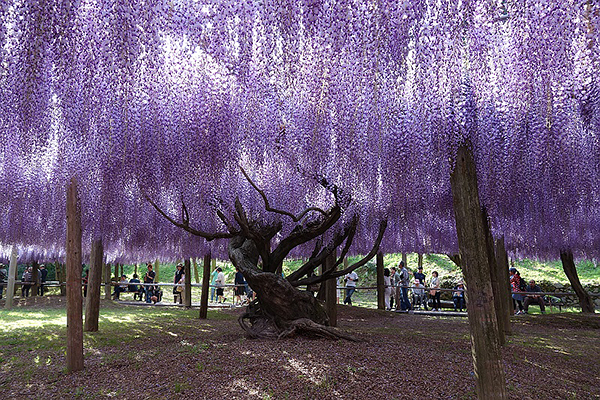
<box><xmin>5</xmin><ymin>246</ymin><xmax>18</xmax><ymax>309</ymax></box>
<box><xmin>154</xmin><ymin>259</ymin><xmax>160</xmax><ymax>282</ymax></box>
<box><xmin>450</xmin><ymin>145</ymin><xmax>506</xmax><ymax>399</ymax></box>
<box><xmin>13</xmin><ymin>258</ymin><xmax>19</xmax><ymax>296</ymax></box>
<box><xmin>120</xmin><ymin>264</ymin><xmax>124</xmax><ymax>278</ymax></box>
<box><xmin>32</xmin><ymin>261</ymin><xmax>39</xmax><ymax>297</ymax></box>
<box><xmin>84</xmin><ymin>239</ymin><xmax>103</xmax><ymax>332</ymax></box>
<box><xmin>402</xmin><ymin>253</ymin><xmax>407</xmax><ymax>267</ymax></box>
<box><xmin>199</xmin><ymin>253</ymin><xmax>211</xmax><ymax>319</ymax></box>
<box><xmin>66</xmin><ymin>178</ymin><xmax>84</xmax><ymax>372</ymax></box>
<box><xmin>193</xmin><ymin>258</ymin><xmax>200</xmax><ymax>284</ymax></box>
<box><xmin>103</xmin><ymin>263</ymin><xmax>111</xmax><ymax>300</ymax></box>
<box><xmin>134</xmin><ymin>263</ymin><xmax>138</xmax><ymax>276</ymax></box>
<box><xmin>495</xmin><ymin>237</ymin><xmax>513</xmax><ymax>331</ymax></box>
<box><xmin>184</xmin><ymin>258</ymin><xmax>192</xmax><ymax>308</ymax></box>
<box><xmin>56</xmin><ymin>262</ymin><xmax>66</xmax><ymax>296</ymax></box>
<box><xmin>114</xmin><ymin>263</ymin><xmax>119</xmax><ymax>281</ymax></box>
<box><xmin>418</xmin><ymin>253</ymin><xmax>423</xmax><ymax>269</ymax></box>
<box><xmin>560</xmin><ymin>250</ymin><xmax>595</xmax><ymax>313</ymax></box>
<box><xmin>376</xmin><ymin>252</ymin><xmax>385</xmax><ymax>310</ymax></box>
<box><xmin>482</xmin><ymin>208</ymin><xmax>505</xmax><ymax>346</ymax></box>
<box><xmin>325</xmin><ymin>251</ymin><xmax>337</xmax><ymax>327</ymax></box>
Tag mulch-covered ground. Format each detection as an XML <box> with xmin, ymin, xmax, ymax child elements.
<box><xmin>1</xmin><ymin>297</ymin><xmax>599</xmax><ymax>399</ymax></box>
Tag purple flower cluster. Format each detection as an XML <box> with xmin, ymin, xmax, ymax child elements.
<box><xmin>0</xmin><ymin>1</ymin><xmax>598</xmax><ymax>263</ymax></box>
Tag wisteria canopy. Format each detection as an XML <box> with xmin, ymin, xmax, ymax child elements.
<box><xmin>0</xmin><ymin>0</ymin><xmax>598</xmax><ymax>264</ymax></box>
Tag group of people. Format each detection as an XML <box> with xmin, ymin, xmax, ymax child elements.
<box><xmin>110</xmin><ymin>264</ymin><xmax>161</xmax><ymax>303</ymax></box>
<box><xmin>510</xmin><ymin>267</ymin><xmax>546</xmax><ymax>314</ymax></box>
<box><xmin>17</xmin><ymin>265</ymin><xmax>49</xmax><ymax>297</ymax></box>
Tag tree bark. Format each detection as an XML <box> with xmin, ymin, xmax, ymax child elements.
<box><xmin>482</xmin><ymin>208</ymin><xmax>505</xmax><ymax>346</ymax></box>
<box><xmin>5</xmin><ymin>246</ymin><xmax>17</xmax><ymax>309</ymax></box>
<box><xmin>184</xmin><ymin>258</ymin><xmax>192</xmax><ymax>308</ymax></box>
<box><xmin>376</xmin><ymin>252</ymin><xmax>384</xmax><ymax>310</ymax></box>
<box><xmin>199</xmin><ymin>253</ymin><xmax>211</xmax><ymax>319</ymax></box>
<box><xmin>560</xmin><ymin>250</ymin><xmax>595</xmax><ymax>313</ymax></box>
<box><xmin>155</xmin><ymin>259</ymin><xmax>160</xmax><ymax>283</ymax></box>
<box><xmin>495</xmin><ymin>237</ymin><xmax>513</xmax><ymax>327</ymax></box>
<box><xmin>60</xmin><ymin>263</ymin><xmax>67</xmax><ymax>296</ymax></box>
<box><xmin>84</xmin><ymin>239</ymin><xmax>103</xmax><ymax>332</ymax></box>
<box><xmin>193</xmin><ymin>258</ymin><xmax>200</xmax><ymax>284</ymax></box>
<box><xmin>66</xmin><ymin>178</ymin><xmax>84</xmax><ymax>372</ymax></box>
<box><xmin>450</xmin><ymin>145</ymin><xmax>507</xmax><ymax>399</ymax></box>
<box><xmin>32</xmin><ymin>261</ymin><xmax>39</xmax><ymax>297</ymax></box>
<box><xmin>104</xmin><ymin>263</ymin><xmax>111</xmax><ymax>300</ymax></box>
<box><xmin>325</xmin><ymin>251</ymin><xmax>337</xmax><ymax>327</ymax></box>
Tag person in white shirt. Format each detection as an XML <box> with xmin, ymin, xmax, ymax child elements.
<box><xmin>215</xmin><ymin>267</ymin><xmax>226</xmax><ymax>303</ymax></box>
<box><xmin>383</xmin><ymin>268</ymin><xmax>392</xmax><ymax>310</ymax></box>
<box><xmin>343</xmin><ymin>271</ymin><xmax>358</xmax><ymax>305</ymax></box>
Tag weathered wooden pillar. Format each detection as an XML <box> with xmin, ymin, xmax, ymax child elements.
<box><xmin>134</xmin><ymin>263</ymin><xmax>138</xmax><ymax>276</ymax></box>
<box><xmin>450</xmin><ymin>145</ymin><xmax>506</xmax><ymax>399</ymax></box>
<box><xmin>376</xmin><ymin>252</ymin><xmax>385</xmax><ymax>310</ymax></box>
<box><xmin>193</xmin><ymin>258</ymin><xmax>200</xmax><ymax>284</ymax></box>
<box><xmin>154</xmin><ymin>259</ymin><xmax>160</xmax><ymax>282</ymax></box>
<box><xmin>402</xmin><ymin>253</ymin><xmax>407</xmax><ymax>267</ymax></box>
<box><xmin>495</xmin><ymin>237</ymin><xmax>513</xmax><ymax>331</ymax></box>
<box><xmin>84</xmin><ymin>239</ymin><xmax>103</xmax><ymax>332</ymax></box>
<box><xmin>119</xmin><ymin>264</ymin><xmax>124</xmax><ymax>278</ymax></box>
<box><xmin>184</xmin><ymin>258</ymin><xmax>192</xmax><ymax>308</ymax></box>
<box><xmin>32</xmin><ymin>261</ymin><xmax>39</xmax><ymax>296</ymax></box>
<box><xmin>114</xmin><ymin>263</ymin><xmax>119</xmax><ymax>281</ymax></box>
<box><xmin>199</xmin><ymin>253</ymin><xmax>211</xmax><ymax>319</ymax></box>
<box><xmin>482</xmin><ymin>208</ymin><xmax>505</xmax><ymax>346</ymax></box>
<box><xmin>66</xmin><ymin>178</ymin><xmax>84</xmax><ymax>372</ymax></box>
<box><xmin>325</xmin><ymin>251</ymin><xmax>337</xmax><ymax>327</ymax></box>
<box><xmin>103</xmin><ymin>263</ymin><xmax>111</xmax><ymax>300</ymax></box>
<box><xmin>418</xmin><ymin>253</ymin><xmax>423</xmax><ymax>269</ymax></box>
<box><xmin>560</xmin><ymin>250</ymin><xmax>595</xmax><ymax>313</ymax></box>
<box><xmin>5</xmin><ymin>246</ymin><xmax>18</xmax><ymax>309</ymax></box>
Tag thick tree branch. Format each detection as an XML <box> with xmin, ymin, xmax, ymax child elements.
<box><xmin>287</xmin><ymin>215</ymin><xmax>357</xmax><ymax>284</ymax></box>
<box><xmin>145</xmin><ymin>194</ymin><xmax>234</xmax><ymax>241</ymax></box>
<box><xmin>447</xmin><ymin>253</ymin><xmax>462</xmax><ymax>267</ymax></box>
<box><xmin>240</xmin><ymin>165</ymin><xmax>328</xmax><ymax>221</ymax></box>
<box><xmin>293</xmin><ymin>220</ymin><xmax>387</xmax><ymax>286</ymax></box>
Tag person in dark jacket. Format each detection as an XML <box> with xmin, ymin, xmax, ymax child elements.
<box><xmin>173</xmin><ymin>263</ymin><xmax>184</xmax><ymax>304</ymax></box>
<box><xmin>523</xmin><ymin>280</ymin><xmax>546</xmax><ymax>314</ymax></box>
<box><xmin>39</xmin><ymin>265</ymin><xmax>48</xmax><ymax>296</ymax></box>
<box><xmin>22</xmin><ymin>266</ymin><xmax>33</xmax><ymax>297</ymax></box>
<box><xmin>234</xmin><ymin>267</ymin><xmax>246</xmax><ymax>305</ymax></box>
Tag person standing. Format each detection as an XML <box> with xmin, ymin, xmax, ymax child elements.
<box><xmin>0</xmin><ymin>264</ymin><xmax>7</xmax><ymax>299</ymax></box>
<box><xmin>399</xmin><ymin>261</ymin><xmax>412</xmax><ymax>311</ymax></box>
<box><xmin>383</xmin><ymin>268</ymin><xmax>392</xmax><ymax>311</ymax></box>
<box><xmin>173</xmin><ymin>263</ymin><xmax>184</xmax><ymax>304</ymax></box>
<box><xmin>215</xmin><ymin>267</ymin><xmax>226</xmax><ymax>303</ymax></box>
<box><xmin>343</xmin><ymin>270</ymin><xmax>358</xmax><ymax>306</ymax></box>
<box><xmin>210</xmin><ymin>267</ymin><xmax>219</xmax><ymax>303</ymax></box>
<box><xmin>22</xmin><ymin>266</ymin><xmax>33</xmax><ymax>297</ymax></box>
<box><xmin>234</xmin><ymin>267</ymin><xmax>246</xmax><ymax>305</ymax></box>
<box><xmin>428</xmin><ymin>271</ymin><xmax>441</xmax><ymax>311</ymax></box>
<box><xmin>390</xmin><ymin>267</ymin><xmax>401</xmax><ymax>310</ymax></box>
<box><xmin>510</xmin><ymin>268</ymin><xmax>525</xmax><ymax>315</ymax></box>
<box><xmin>414</xmin><ymin>266</ymin><xmax>426</xmax><ymax>285</ymax></box>
<box><xmin>144</xmin><ymin>263</ymin><xmax>156</xmax><ymax>304</ymax></box>
<box><xmin>39</xmin><ymin>264</ymin><xmax>48</xmax><ymax>296</ymax></box>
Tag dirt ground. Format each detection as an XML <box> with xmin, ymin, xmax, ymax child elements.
<box><xmin>1</xmin><ymin>297</ymin><xmax>599</xmax><ymax>399</ymax></box>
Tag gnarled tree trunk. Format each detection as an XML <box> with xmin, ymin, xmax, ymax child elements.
<box><xmin>560</xmin><ymin>250</ymin><xmax>595</xmax><ymax>313</ymax></box>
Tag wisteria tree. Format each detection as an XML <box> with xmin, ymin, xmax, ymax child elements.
<box><xmin>148</xmin><ymin>167</ymin><xmax>387</xmax><ymax>339</ymax></box>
